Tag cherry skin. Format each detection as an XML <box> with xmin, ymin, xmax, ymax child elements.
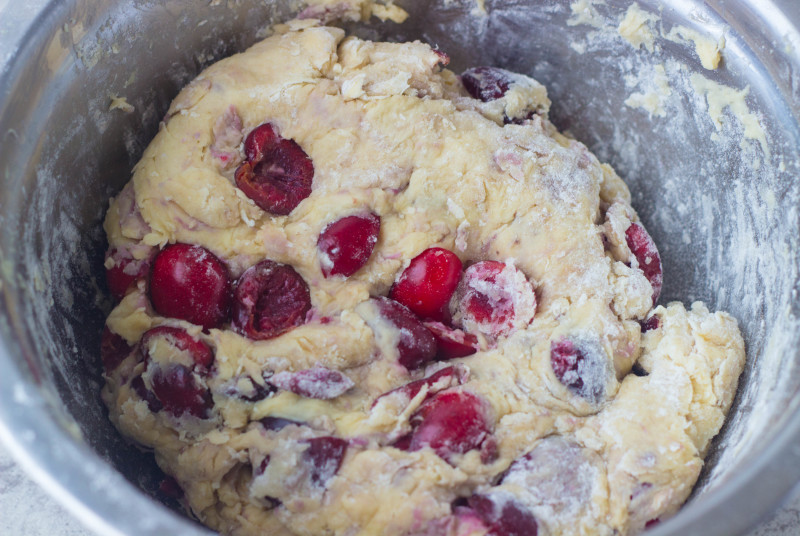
<box><xmin>235</xmin><ymin>123</ymin><xmax>314</xmax><ymax>215</ymax></box>
<box><xmin>232</xmin><ymin>260</ymin><xmax>312</xmax><ymax>341</ymax></box>
<box><xmin>149</xmin><ymin>244</ymin><xmax>232</xmax><ymax>330</ymax></box>
<box><xmin>403</xmin><ymin>389</ymin><xmax>492</xmax><ymax>463</ymax></box>
<box><xmin>625</xmin><ymin>222</ymin><xmax>663</xmax><ymax>304</ymax></box>
<box><xmin>317</xmin><ymin>212</ymin><xmax>381</xmax><ymax>278</ymax></box>
<box><xmin>373</xmin><ymin>297</ymin><xmax>437</xmax><ymax>370</ymax></box>
<box><xmin>390</xmin><ymin>247</ymin><xmax>462</xmax><ymax>322</ymax></box>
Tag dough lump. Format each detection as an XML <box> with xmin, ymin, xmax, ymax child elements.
<box><xmin>101</xmin><ymin>21</ymin><xmax>745</xmax><ymax>536</ymax></box>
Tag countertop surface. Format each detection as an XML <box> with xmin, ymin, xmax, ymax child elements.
<box><xmin>1</xmin><ymin>443</ymin><xmax>799</xmax><ymax>536</ymax></box>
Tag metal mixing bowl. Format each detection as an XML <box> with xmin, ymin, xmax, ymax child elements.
<box><xmin>1</xmin><ymin>1</ymin><xmax>799</xmax><ymax>535</ymax></box>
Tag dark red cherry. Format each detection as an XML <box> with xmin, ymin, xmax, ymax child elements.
<box><xmin>373</xmin><ymin>297</ymin><xmax>437</xmax><ymax>370</ymax></box>
<box><xmin>424</xmin><ymin>322</ymin><xmax>479</xmax><ymax>360</ymax></box>
<box><xmin>268</xmin><ymin>367</ymin><xmax>354</xmax><ymax>399</ymax></box>
<box><xmin>461</xmin><ymin>67</ymin><xmax>512</xmax><ymax>102</ymax></box>
<box><xmin>232</xmin><ymin>260</ymin><xmax>311</xmax><ymax>341</ymax></box>
<box><xmin>640</xmin><ymin>315</ymin><xmax>660</xmax><ymax>332</ymax></box>
<box><xmin>150</xmin><ymin>364</ymin><xmax>213</xmax><ymax>418</ymax></box>
<box><xmin>390</xmin><ymin>247</ymin><xmax>462</xmax><ymax>322</ymax></box>
<box><xmin>302</xmin><ymin>436</ymin><xmax>348</xmax><ymax>486</ymax></box>
<box><xmin>372</xmin><ymin>364</ymin><xmax>469</xmax><ymax>408</ymax></box>
<box><xmin>149</xmin><ymin>244</ymin><xmax>232</xmax><ymax>330</ymax></box>
<box><xmin>625</xmin><ymin>222</ymin><xmax>663</xmax><ymax>304</ymax></box>
<box><xmin>140</xmin><ymin>326</ymin><xmax>214</xmax><ymax>372</ymax></box>
<box><xmin>130</xmin><ymin>375</ymin><xmax>163</xmax><ymax>412</ymax></box>
<box><xmin>235</xmin><ymin>123</ymin><xmax>314</xmax><ymax>215</ymax></box>
<box><xmin>467</xmin><ymin>493</ymin><xmax>539</xmax><ymax>536</ymax></box>
<box><xmin>550</xmin><ymin>337</ymin><xmax>607</xmax><ymax>403</ymax></box>
<box><xmin>105</xmin><ymin>248</ymin><xmax>149</xmax><ymax>301</ymax></box>
<box><xmin>405</xmin><ymin>390</ymin><xmax>492</xmax><ymax>462</ymax></box>
<box><xmin>260</xmin><ymin>416</ymin><xmax>302</xmax><ymax>431</ymax></box>
<box><xmin>100</xmin><ymin>327</ymin><xmax>133</xmax><ymax>373</ymax></box>
<box><xmin>317</xmin><ymin>213</ymin><xmax>381</xmax><ymax>278</ymax></box>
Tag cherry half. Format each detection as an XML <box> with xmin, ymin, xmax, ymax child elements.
<box><xmin>141</xmin><ymin>326</ymin><xmax>215</xmax><ymax>418</ymax></box>
<box><xmin>467</xmin><ymin>493</ymin><xmax>539</xmax><ymax>536</ymax></box>
<box><xmin>302</xmin><ymin>436</ymin><xmax>348</xmax><ymax>486</ymax></box>
<box><xmin>235</xmin><ymin>123</ymin><xmax>314</xmax><ymax>216</ymax></box>
<box><xmin>100</xmin><ymin>327</ymin><xmax>133</xmax><ymax>374</ymax></box>
<box><xmin>317</xmin><ymin>212</ymin><xmax>381</xmax><ymax>278</ymax></box>
<box><xmin>373</xmin><ymin>297</ymin><xmax>437</xmax><ymax>370</ymax></box>
<box><xmin>149</xmin><ymin>244</ymin><xmax>232</xmax><ymax>330</ymax></box>
<box><xmin>424</xmin><ymin>322</ymin><xmax>479</xmax><ymax>360</ymax></box>
<box><xmin>105</xmin><ymin>248</ymin><xmax>149</xmax><ymax>301</ymax></box>
<box><xmin>372</xmin><ymin>364</ymin><xmax>469</xmax><ymax>408</ymax></box>
<box><xmin>402</xmin><ymin>390</ymin><xmax>492</xmax><ymax>463</ymax></box>
<box><xmin>390</xmin><ymin>247</ymin><xmax>462</xmax><ymax>322</ymax></box>
<box><xmin>625</xmin><ymin>222</ymin><xmax>663</xmax><ymax>304</ymax></box>
<box><xmin>550</xmin><ymin>337</ymin><xmax>607</xmax><ymax>403</ymax></box>
<box><xmin>232</xmin><ymin>260</ymin><xmax>312</xmax><ymax>341</ymax></box>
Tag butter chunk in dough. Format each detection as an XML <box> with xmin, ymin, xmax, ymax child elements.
<box><xmin>100</xmin><ymin>22</ymin><xmax>746</xmax><ymax>536</ymax></box>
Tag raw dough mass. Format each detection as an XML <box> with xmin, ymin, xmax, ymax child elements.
<box><xmin>101</xmin><ymin>19</ymin><xmax>745</xmax><ymax>536</ymax></box>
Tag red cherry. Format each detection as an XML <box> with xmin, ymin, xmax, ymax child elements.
<box><xmin>268</xmin><ymin>367</ymin><xmax>354</xmax><ymax>399</ymax></box>
<box><xmin>640</xmin><ymin>315</ymin><xmax>660</xmax><ymax>332</ymax></box>
<box><xmin>452</xmin><ymin>261</ymin><xmax>536</xmax><ymax>340</ymax></box>
<box><xmin>232</xmin><ymin>260</ymin><xmax>312</xmax><ymax>340</ymax></box>
<box><xmin>317</xmin><ymin>213</ymin><xmax>381</xmax><ymax>278</ymax></box>
<box><xmin>467</xmin><ymin>493</ymin><xmax>539</xmax><ymax>536</ymax></box>
<box><xmin>140</xmin><ymin>326</ymin><xmax>215</xmax><ymax>419</ymax></box>
<box><xmin>625</xmin><ymin>223</ymin><xmax>663</xmax><ymax>304</ymax></box>
<box><xmin>389</xmin><ymin>247</ymin><xmax>462</xmax><ymax>322</ymax></box>
<box><xmin>149</xmin><ymin>244</ymin><xmax>232</xmax><ymax>330</ymax></box>
<box><xmin>150</xmin><ymin>364</ymin><xmax>213</xmax><ymax>418</ymax></box>
<box><xmin>404</xmin><ymin>390</ymin><xmax>492</xmax><ymax>462</ymax></box>
<box><xmin>372</xmin><ymin>364</ymin><xmax>469</xmax><ymax>408</ymax></box>
<box><xmin>130</xmin><ymin>375</ymin><xmax>163</xmax><ymax>412</ymax></box>
<box><xmin>302</xmin><ymin>436</ymin><xmax>348</xmax><ymax>486</ymax></box>
<box><xmin>550</xmin><ymin>338</ymin><xmax>607</xmax><ymax>403</ymax></box>
<box><xmin>141</xmin><ymin>326</ymin><xmax>214</xmax><ymax>371</ymax></box>
<box><xmin>461</xmin><ymin>67</ymin><xmax>512</xmax><ymax>102</ymax></box>
<box><xmin>424</xmin><ymin>322</ymin><xmax>479</xmax><ymax>360</ymax></box>
<box><xmin>235</xmin><ymin>123</ymin><xmax>313</xmax><ymax>215</ymax></box>
<box><xmin>373</xmin><ymin>297</ymin><xmax>437</xmax><ymax>370</ymax></box>
<box><xmin>105</xmin><ymin>248</ymin><xmax>149</xmax><ymax>301</ymax></box>
<box><xmin>100</xmin><ymin>327</ymin><xmax>133</xmax><ymax>373</ymax></box>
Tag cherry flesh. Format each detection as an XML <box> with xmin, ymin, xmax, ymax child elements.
<box><xmin>372</xmin><ymin>364</ymin><xmax>469</xmax><ymax>408</ymax></box>
<box><xmin>550</xmin><ymin>337</ymin><xmax>606</xmax><ymax>403</ymax></box>
<box><xmin>302</xmin><ymin>436</ymin><xmax>348</xmax><ymax>486</ymax></box>
<box><xmin>390</xmin><ymin>247</ymin><xmax>462</xmax><ymax>322</ymax></box>
<box><xmin>373</xmin><ymin>297</ymin><xmax>437</xmax><ymax>370</ymax></box>
<box><xmin>318</xmin><ymin>212</ymin><xmax>381</xmax><ymax>278</ymax></box>
<box><xmin>149</xmin><ymin>244</ymin><xmax>232</xmax><ymax>330</ymax></box>
<box><xmin>424</xmin><ymin>322</ymin><xmax>479</xmax><ymax>360</ymax></box>
<box><xmin>235</xmin><ymin>123</ymin><xmax>313</xmax><ymax>215</ymax></box>
<box><xmin>467</xmin><ymin>493</ymin><xmax>539</xmax><ymax>536</ymax></box>
<box><xmin>403</xmin><ymin>390</ymin><xmax>492</xmax><ymax>463</ymax></box>
<box><xmin>461</xmin><ymin>67</ymin><xmax>512</xmax><ymax>102</ymax></box>
<box><xmin>232</xmin><ymin>260</ymin><xmax>311</xmax><ymax>341</ymax></box>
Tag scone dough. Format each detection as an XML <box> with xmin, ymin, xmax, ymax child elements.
<box><xmin>101</xmin><ymin>21</ymin><xmax>745</xmax><ymax>536</ymax></box>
